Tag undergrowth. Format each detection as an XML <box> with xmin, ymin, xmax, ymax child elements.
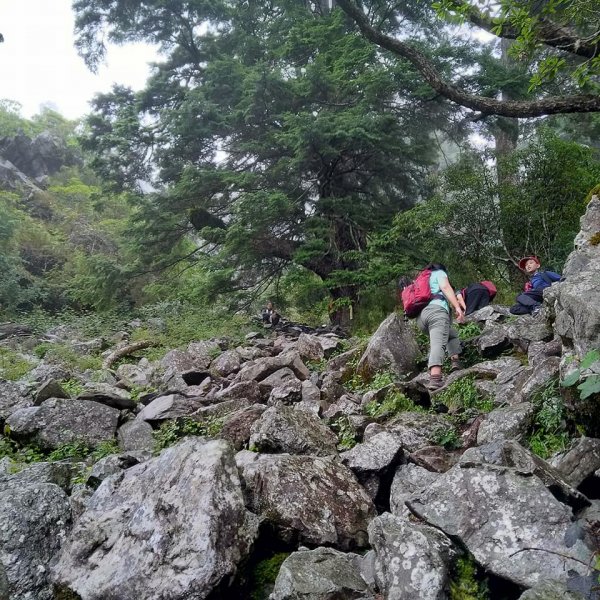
<box><xmin>153</xmin><ymin>416</ymin><xmax>223</xmax><ymax>452</ymax></box>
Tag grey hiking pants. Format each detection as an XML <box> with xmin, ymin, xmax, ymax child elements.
<box><xmin>416</xmin><ymin>304</ymin><xmax>461</xmax><ymax>368</ymax></box>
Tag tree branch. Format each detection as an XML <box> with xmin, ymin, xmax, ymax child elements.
<box><xmin>336</xmin><ymin>0</ymin><xmax>600</xmax><ymax>117</ymax></box>
<box><xmin>450</xmin><ymin>0</ymin><xmax>600</xmax><ymax>60</ymax></box>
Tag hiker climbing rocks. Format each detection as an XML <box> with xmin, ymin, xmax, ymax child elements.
<box><xmin>509</xmin><ymin>256</ymin><xmax>562</xmax><ymax>316</ymax></box>
<box><xmin>456</xmin><ymin>281</ymin><xmax>497</xmax><ymax>316</ymax></box>
<box><xmin>261</xmin><ymin>301</ymin><xmax>280</xmax><ymax>326</ymax></box>
<box><xmin>401</xmin><ymin>263</ymin><xmax>465</xmax><ymax>390</ymax></box>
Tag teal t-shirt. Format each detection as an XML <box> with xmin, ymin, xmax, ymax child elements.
<box><xmin>429</xmin><ymin>270</ymin><xmax>449</xmax><ymax>311</ymax></box>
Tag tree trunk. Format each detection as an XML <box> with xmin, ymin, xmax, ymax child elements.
<box><xmin>328</xmin><ymin>285</ymin><xmax>359</xmax><ymax>328</ymax></box>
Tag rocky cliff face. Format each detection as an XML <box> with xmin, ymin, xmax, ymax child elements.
<box><xmin>0</xmin><ymin>200</ymin><xmax>599</xmax><ymax>600</ymax></box>
<box><xmin>0</xmin><ymin>131</ymin><xmax>80</xmax><ymax>189</ymax></box>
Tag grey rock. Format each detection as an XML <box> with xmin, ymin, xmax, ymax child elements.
<box><xmin>520</xmin><ymin>356</ymin><xmax>561</xmax><ymax>403</ymax></box>
<box><xmin>6</xmin><ymin>399</ymin><xmax>119</xmax><ymax>451</ymax></box>
<box><xmin>321</xmin><ymin>371</ymin><xmax>346</xmax><ymax>405</ymax></box>
<box><xmin>268</xmin><ymin>378</ymin><xmax>303</xmax><ymax>405</ymax></box>
<box><xmin>186</xmin><ymin>340</ymin><xmax>222</xmax><ymax>369</ymax></box>
<box><xmin>33</xmin><ymin>378</ymin><xmax>69</xmax><ymax>404</ymax></box>
<box><xmin>160</xmin><ymin>349</ymin><xmax>205</xmax><ymax>373</ymax></box>
<box><xmin>115</xmin><ymin>363</ymin><xmax>152</xmax><ymax>388</ymax></box>
<box><xmin>476</xmin><ymin>402</ymin><xmax>535</xmax><ymax>445</ymax></box>
<box><xmin>550</xmin><ymin>437</ymin><xmax>600</xmax><ymax>488</ymax></box>
<box><xmin>296</xmin><ymin>380</ymin><xmax>323</xmax><ymax>415</ymax></box>
<box><xmin>250</xmin><ymin>404</ymin><xmax>338</xmax><ymax>456</ymax></box>
<box><xmin>407</xmin><ymin>464</ymin><xmax>593</xmax><ymax>588</ymax></box>
<box><xmin>0</xmin><ymin>481</ymin><xmax>71</xmax><ymax>600</ymax></box>
<box><xmin>210</xmin><ymin>349</ymin><xmax>241</xmax><ymax>377</ymax></box>
<box><xmin>409</xmin><ymin>445</ymin><xmax>458</xmax><ymax>473</ymax></box>
<box><xmin>270</xmin><ymin>547</ymin><xmax>371</xmax><ymax>600</ymax></box>
<box><xmin>460</xmin><ymin>440</ymin><xmax>589</xmax><ymax>511</ymax></box>
<box><xmin>390</xmin><ymin>464</ymin><xmax>440</xmax><ymax>516</ymax></box>
<box><xmin>70</xmin><ymin>483</ymin><xmax>94</xmax><ymax>521</ymax></box>
<box><xmin>77</xmin><ymin>382</ymin><xmax>135</xmax><ymax>410</ymax></box>
<box><xmin>0</xmin><ymin>459</ymin><xmax>80</xmax><ymax>494</ymax></box>
<box><xmin>340</xmin><ymin>432</ymin><xmax>404</xmax><ymax>502</ymax></box>
<box><xmin>51</xmin><ymin>439</ymin><xmax>259</xmax><ymax>600</ymax></box>
<box><xmin>356</xmin><ymin>313</ymin><xmax>420</xmax><ymax>379</ymax></box>
<box><xmin>117</xmin><ymin>419</ymin><xmax>155</xmax><ymax>453</ymax></box>
<box><xmin>369</xmin><ymin>512</ymin><xmax>456</xmax><ymax>600</ymax></box>
<box><xmin>508</xmin><ymin>314</ymin><xmax>554</xmax><ymax>348</ymax></box>
<box><xmin>475</xmin><ymin>323</ymin><xmax>512</xmax><ymax>357</ymax></box>
<box><xmin>220</xmin><ymin>404</ymin><xmax>267</xmax><ymax>451</ymax></box>
<box><xmin>87</xmin><ymin>453</ymin><xmax>145</xmax><ymax>488</ymax></box>
<box><xmin>296</xmin><ymin>333</ymin><xmax>325</xmax><ymax>362</ymax></box>
<box><xmin>236</xmin><ymin>351</ymin><xmax>310</xmax><ymax>383</ymax></box>
<box><xmin>259</xmin><ymin>367</ymin><xmax>300</xmax><ymax>396</ymax></box>
<box><xmin>136</xmin><ymin>393</ymin><xmax>203</xmax><ymax>422</ymax></box>
<box><xmin>528</xmin><ymin>338</ymin><xmax>562</xmax><ymax>368</ymax></box>
<box><xmin>518</xmin><ymin>580</ymin><xmax>586</xmax><ymax>599</ymax></box>
<box><xmin>214</xmin><ymin>380</ymin><xmax>262</xmax><ymax>404</ymax></box>
<box><xmin>322</xmin><ymin>394</ymin><xmax>362</xmax><ymax>419</ymax></box>
<box><xmin>193</xmin><ymin>397</ymin><xmax>252</xmax><ymax>421</ymax></box>
<box><xmin>236</xmin><ymin>451</ymin><xmax>376</xmax><ymax>550</ymax></box>
<box><xmin>0</xmin><ymin>380</ymin><xmax>32</xmax><ymax>425</ymax></box>
<box><xmin>376</xmin><ymin>412</ymin><xmax>453</xmax><ymax>452</ymax></box>
<box><xmin>327</xmin><ymin>348</ymin><xmax>360</xmax><ymax>375</ymax></box>
<box><xmin>26</xmin><ymin>363</ymin><xmax>69</xmax><ymax>384</ymax></box>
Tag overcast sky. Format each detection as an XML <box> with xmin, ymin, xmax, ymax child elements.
<box><xmin>0</xmin><ymin>0</ymin><xmax>158</xmax><ymax>120</ymax></box>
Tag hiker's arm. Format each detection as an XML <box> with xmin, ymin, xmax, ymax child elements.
<box><xmin>439</xmin><ymin>277</ymin><xmax>464</xmax><ymax>318</ymax></box>
<box><xmin>456</xmin><ymin>292</ymin><xmax>466</xmax><ymax>312</ymax></box>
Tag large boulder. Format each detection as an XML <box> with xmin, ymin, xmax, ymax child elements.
<box><xmin>407</xmin><ymin>464</ymin><xmax>593</xmax><ymax>588</ymax></box>
<box><xmin>0</xmin><ymin>381</ymin><xmax>33</xmax><ymax>426</ymax></box>
<box><xmin>270</xmin><ymin>547</ymin><xmax>373</xmax><ymax>600</ymax></box>
<box><xmin>6</xmin><ymin>399</ymin><xmax>119</xmax><ymax>451</ymax></box>
<box><xmin>0</xmin><ymin>480</ymin><xmax>71</xmax><ymax>600</ymax></box>
<box><xmin>236</xmin><ymin>451</ymin><xmax>376</xmax><ymax>550</ymax></box>
<box><xmin>249</xmin><ymin>404</ymin><xmax>338</xmax><ymax>456</ymax></box>
<box><xmin>51</xmin><ymin>438</ymin><xmax>259</xmax><ymax>600</ymax></box>
<box><xmin>368</xmin><ymin>512</ymin><xmax>456</xmax><ymax>600</ymax></box>
<box><xmin>547</xmin><ymin>195</ymin><xmax>600</xmax><ymax>355</ymax></box>
<box><xmin>356</xmin><ymin>313</ymin><xmax>420</xmax><ymax>379</ymax></box>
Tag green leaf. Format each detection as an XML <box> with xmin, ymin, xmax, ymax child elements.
<box><xmin>560</xmin><ymin>370</ymin><xmax>580</xmax><ymax>387</ymax></box>
<box><xmin>577</xmin><ymin>375</ymin><xmax>600</xmax><ymax>400</ymax></box>
<box><xmin>580</xmin><ymin>349</ymin><xmax>600</xmax><ymax>370</ymax></box>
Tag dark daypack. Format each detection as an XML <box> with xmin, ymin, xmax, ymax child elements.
<box><xmin>400</xmin><ymin>269</ymin><xmax>442</xmax><ymax>318</ymax></box>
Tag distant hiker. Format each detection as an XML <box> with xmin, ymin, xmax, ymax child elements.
<box><xmin>401</xmin><ymin>263</ymin><xmax>465</xmax><ymax>390</ymax></box>
<box><xmin>456</xmin><ymin>281</ymin><xmax>497</xmax><ymax>316</ymax></box>
<box><xmin>261</xmin><ymin>301</ymin><xmax>280</xmax><ymax>326</ymax></box>
<box><xmin>509</xmin><ymin>256</ymin><xmax>562</xmax><ymax>316</ymax></box>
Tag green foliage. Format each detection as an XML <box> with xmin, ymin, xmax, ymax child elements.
<box><xmin>434</xmin><ymin>376</ymin><xmax>493</xmax><ymax>413</ymax></box>
<box><xmin>249</xmin><ymin>552</ymin><xmax>290</xmax><ymax>600</ymax></box>
<box><xmin>527</xmin><ymin>378</ymin><xmax>569</xmax><ymax>459</ymax></box>
<box><xmin>329</xmin><ymin>416</ymin><xmax>358</xmax><ymax>451</ymax></box>
<box><xmin>153</xmin><ymin>417</ymin><xmax>223</xmax><ymax>452</ymax></box>
<box><xmin>431</xmin><ymin>425</ymin><xmax>461</xmax><ymax>450</ymax></box>
<box><xmin>450</xmin><ymin>555</ymin><xmax>489</xmax><ymax>600</ymax></box>
<box><xmin>346</xmin><ymin>369</ymin><xmax>395</xmax><ymax>394</ymax></box>
<box><xmin>363</xmin><ymin>388</ymin><xmax>424</xmax><ymax>418</ymax></box>
<box><xmin>561</xmin><ymin>349</ymin><xmax>600</xmax><ymax>400</ymax></box>
<box><xmin>90</xmin><ymin>439</ymin><xmax>120</xmax><ymax>462</ymax></box>
<box><xmin>457</xmin><ymin>322</ymin><xmax>482</xmax><ymax>341</ymax></box>
<box><xmin>60</xmin><ymin>379</ymin><xmax>85</xmax><ymax>397</ymax></box>
<box><xmin>47</xmin><ymin>440</ymin><xmax>91</xmax><ymax>462</ymax></box>
<box><xmin>0</xmin><ymin>348</ymin><xmax>35</xmax><ymax>381</ymax></box>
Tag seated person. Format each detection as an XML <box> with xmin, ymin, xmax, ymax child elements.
<box><xmin>457</xmin><ymin>281</ymin><xmax>497</xmax><ymax>316</ymax></box>
<box><xmin>261</xmin><ymin>301</ymin><xmax>280</xmax><ymax>325</ymax></box>
<box><xmin>509</xmin><ymin>256</ymin><xmax>561</xmax><ymax>316</ymax></box>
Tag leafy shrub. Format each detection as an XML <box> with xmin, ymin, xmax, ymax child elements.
<box><xmin>249</xmin><ymin>552</ymin><xmax>290</xmax><ymax>600</ymax></box>
<box><xmin>434</xmin><ymin>376</ymin><xmax>493</xmax><ymax>413</ymax></box>
<box><xmin>329</xmin><ymin>416</ymin><xmax>357</xmax><ymax>450</ymax></box>
<box><xmin>527</xmin><ymin>377</ymin><xmax>569</xmax><ymax>459</ymax></box>
<box><xmin>363</xmin><ymin>389</ymin><xmax>424</xmax><ymax>418</ymax></box>
<box><xmin>450</xmin><ymin>555</ymin><xmax>489</xmax><ymax>600</ymax></box>
<box><xmin>561</xmin><ymin>349</ymin><xmax>600</xmax><ymax>400</ymax></box>
<box><xmin>60</xmin><ymin>378</ymin><xmax>85</xmax><ymax>397</ymax></box>
<box><xmin>43</xmin><ymin>344</ymin><xmax>102</xmax><ymax>371</ymax></box>
<box><xmin>153</xmin><ymin>416</ymin><xmax>223</xmax><ymax>452</ymax></box>
<box><xmin>431</xmin><ymin>425</ymin><xmax>461</xmax><ymax>450</ymax></box>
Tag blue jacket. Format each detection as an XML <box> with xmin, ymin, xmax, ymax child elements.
<box><xmin>531</xmin><ymin>270</ymin><xmax>561</xmax><ymax>291</ymax></box>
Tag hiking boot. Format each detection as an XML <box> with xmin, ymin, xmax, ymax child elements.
<box><xmin>450</xmin><ymin>359</ymin><xmax>464</xmax><ymax>372</ymax></box>
<box><xmin>531</xmin><ymin>306</ymin><xmax>542</xmax><ymax>317</ymax></box>
<box><xmin>426</xmin><ymin>375</ymin><xmax>444</xmax><ymax>390</ymax></box>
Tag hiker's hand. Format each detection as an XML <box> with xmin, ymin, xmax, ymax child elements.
<box><xmin>455</xmin><ymin>309</ymin><xmax>465</xmax><ymax>323</ymax></box>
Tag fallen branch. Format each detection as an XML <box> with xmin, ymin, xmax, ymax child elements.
<box><xmin>102</xmin><ymin>340</ymin><xmax>156</xmax><ymax>370</ymax></box>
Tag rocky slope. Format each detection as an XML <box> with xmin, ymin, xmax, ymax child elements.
<box><xmin>1</xmin><ymin>199</ymin><xmax>600</xmax><ymax>599</ymax></box>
